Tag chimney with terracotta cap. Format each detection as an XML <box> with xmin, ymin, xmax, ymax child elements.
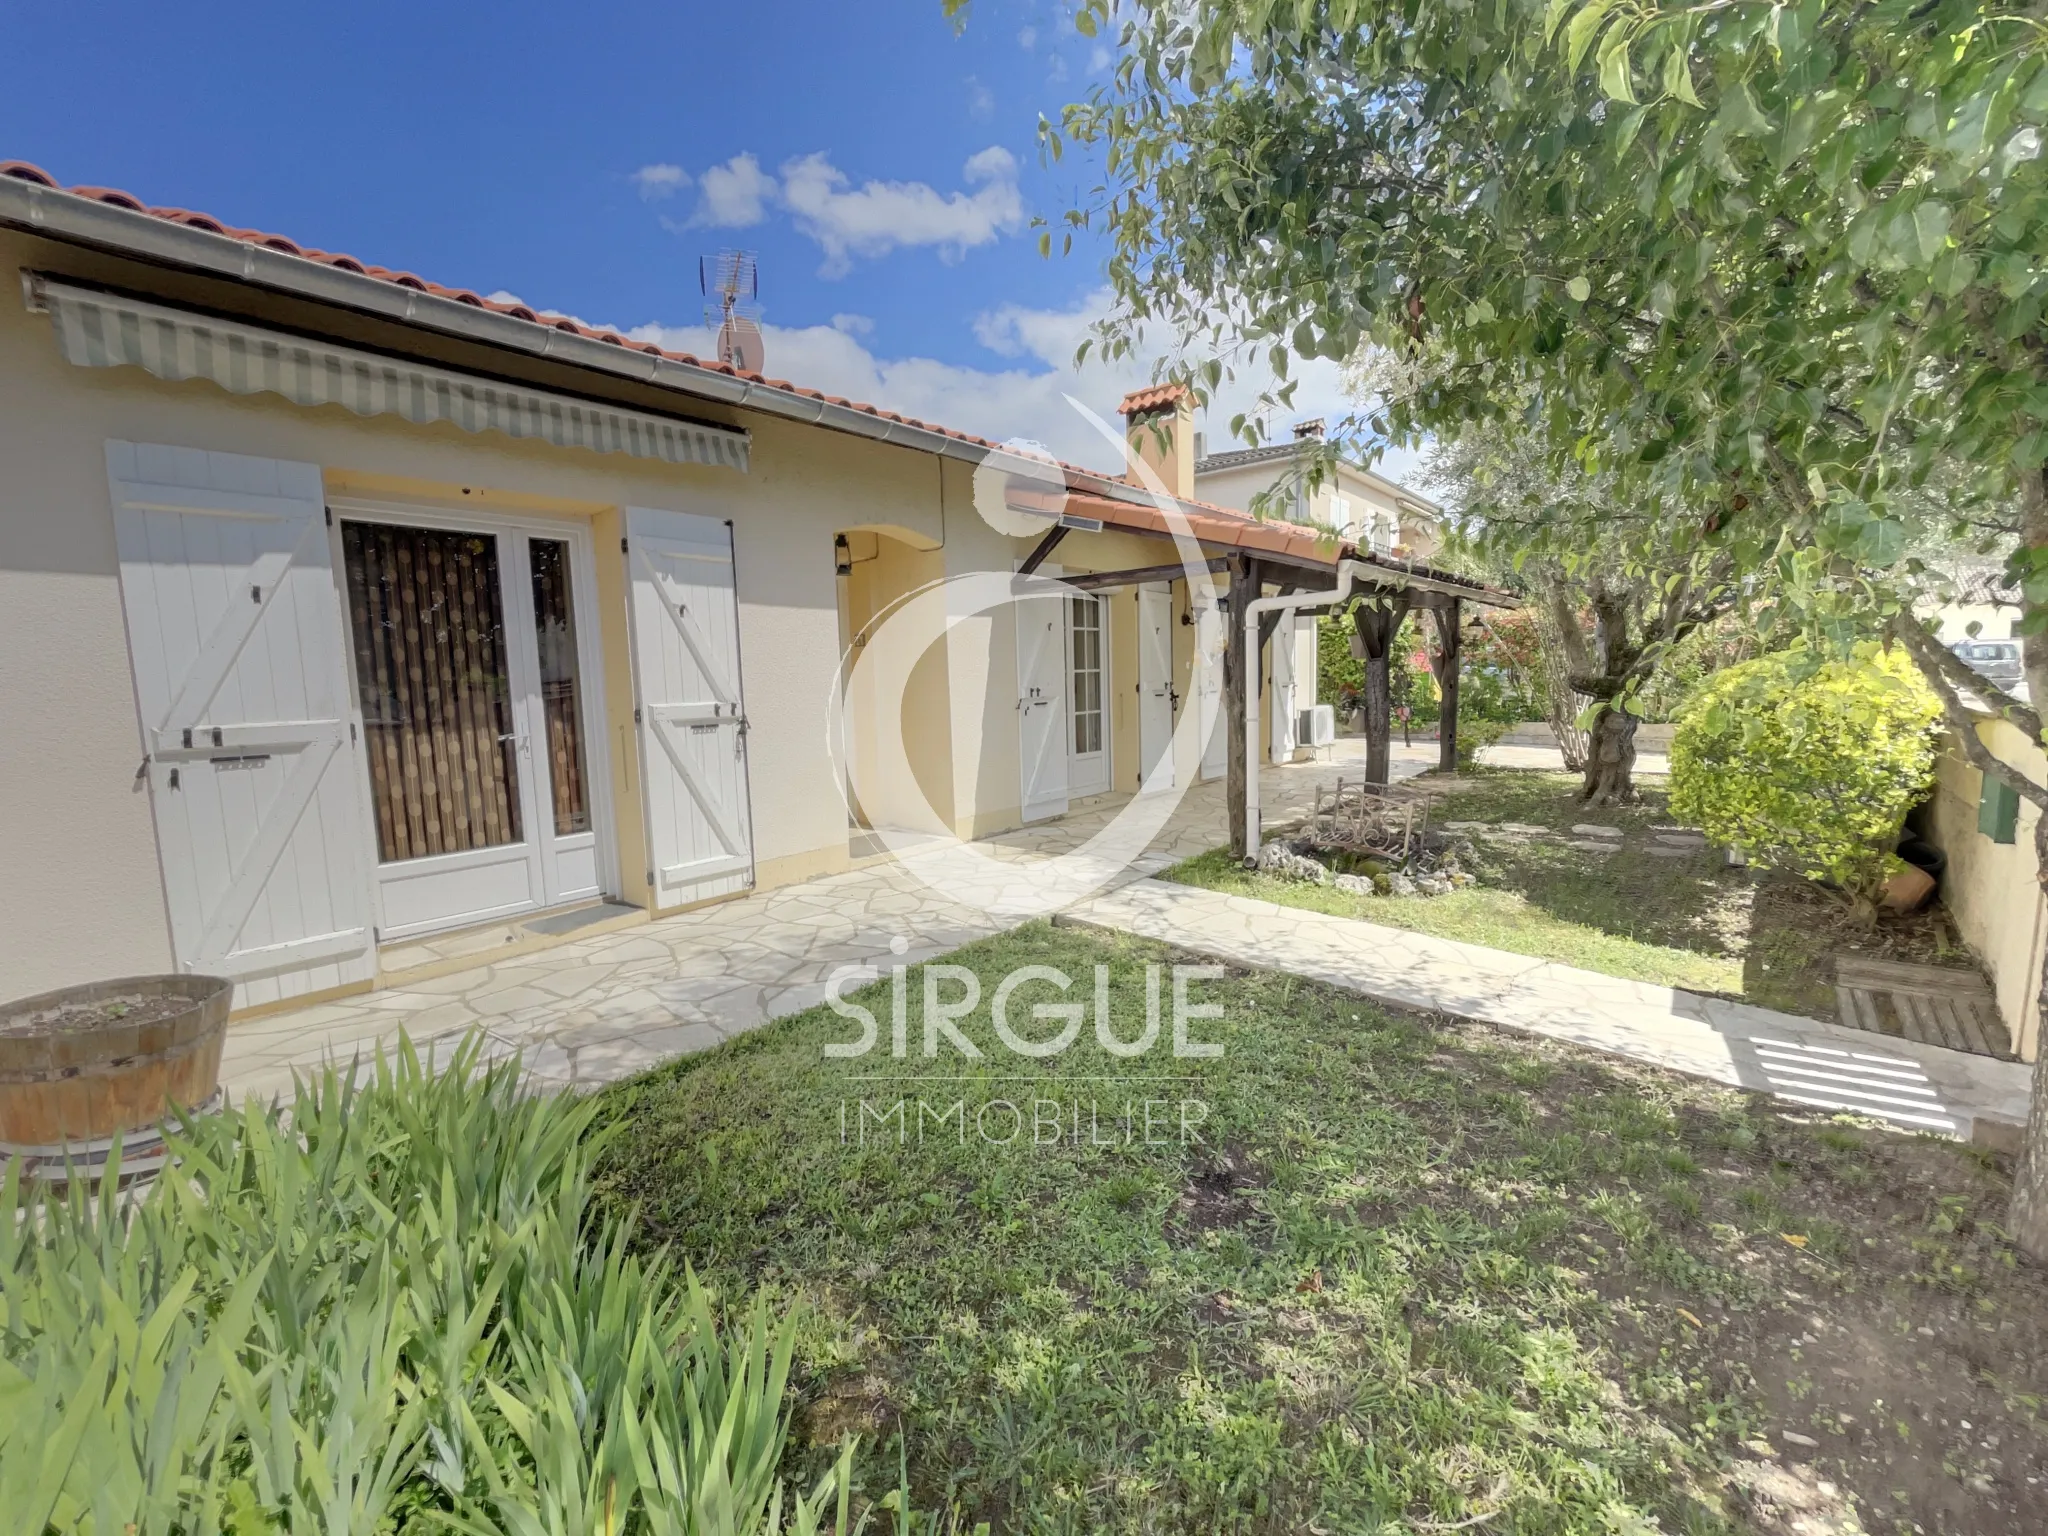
<box><xmin>1117</xmin><ymin>384</ymin><xmax>1194</xmax><ymax>500</ymax></box>
<box><xmin>1292</xmin><ymin>417</ymin><xmax>1325</xmax><ymax>440</ymax></box>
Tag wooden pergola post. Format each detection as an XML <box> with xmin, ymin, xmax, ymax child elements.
<box><xmin>1225</xmin><ymin>555</ymin><xmax>1260</xmax><ymax>859</ymax></box>
<box><xmin>1351</xmin><ymin>593</ymin><xmax>1411</xmax><ymax>789</ymax></box>
<box><xmin>1430</xmin><ymin>599</ymin><xmax>1462</xmax><ymax>772</ymax></box>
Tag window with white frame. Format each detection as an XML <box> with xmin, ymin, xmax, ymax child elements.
<box><xmin>1070</xmin><ymin>595</ymin><xmax>1105</xmax><ymax>755</ymax></box>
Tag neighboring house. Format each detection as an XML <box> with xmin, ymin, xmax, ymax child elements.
<box><xmin>0</xmin><ymin>160</ymin><xmax>1501</xmax><ymax>1015</ymax></box>
<box><xmin>1193</xmin><ymin>419</ymin><xmax>1443</xmax><ymax>562</ymax></box>
<box><xmin>1192</xmin><ymin>420</ymin><xmax>1445</xmax><ymax>739</ymax></box>
<box><xmin>1933</xmin><ymin>559</ymin><xmax>2021</xmax><ymax>645</ymax></box>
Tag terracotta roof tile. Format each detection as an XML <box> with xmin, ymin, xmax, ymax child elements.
<box><xmin>1117</xmin><ymin>383</ymin><xmax>1190</xmax><ymax>416</ymax></box>
<box><xmin>0</xmin><ymin>159</ymin><xmax>1506</xmax><ymax>598</ymax></box>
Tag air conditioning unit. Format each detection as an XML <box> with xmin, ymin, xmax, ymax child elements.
<box><xmin>1297</xmin><ymin>704</ymin><xmax>1337</xmax><ymax>748</ymax></box>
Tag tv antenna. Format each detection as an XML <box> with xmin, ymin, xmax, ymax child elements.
<box><xmin>700</xmin><ymin>250</ymin><xmax>764</xmax><ymax>374</ymax></box>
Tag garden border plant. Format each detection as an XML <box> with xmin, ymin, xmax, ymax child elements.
<box><xmin>0</xmin><ymin>1035</ymin><xmax>893</xmax><ymax>1536</ymax></box>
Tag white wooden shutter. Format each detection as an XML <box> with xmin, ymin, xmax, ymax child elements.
<box><xmin>1137</xmin><ymin>584</ymin><xmax>1176</xmax><ymax>795</ymax></box>
<box><xmin>106</xmin><ymin>441</ymin><xmax>373</xmax><ymax>1008</ymax></box>
<box><xmin>625</xmin><ymin>507</ymin><xmax>755</xmax><ymax>910</ymax></box>
<box><xmin>1193</xmin><ymin>588</ymin><xmax>1227</xmax><ymax>782</ymax></box>
<box><xmin>1016</xmin><ymin>575</ymin><xmax>1069</xmax><ymax>823</ymax></box>
<box><xmin>1270</xmin><ymin>610</ymin><xmax>1299</xmax><ymax>762</ymax></box>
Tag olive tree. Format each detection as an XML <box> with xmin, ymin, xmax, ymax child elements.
<box><xmin>1424</xmin><ymin>412</ymin><xmax>1739</xmax><ymax>802</ymax></box>
<box><xmin>1035</xmin><ymin>0</ymin><xmax>2048</xmax><ymax>1252</ymax></box>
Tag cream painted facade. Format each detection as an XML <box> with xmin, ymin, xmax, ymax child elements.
<box><xmin>1928</xmin><ymin>713</ymin><xmax>2047</xmax><ymax>1061</ymax></box>
<box><xmin>1193</xmin><ymin>441</ymin><xmax>1442</xmax><ymax>562</ymax></box>
<box><xmin>0</xmin><ymin>223</ymin><xmax>1296</xmax><ymax>1008</ymax></box>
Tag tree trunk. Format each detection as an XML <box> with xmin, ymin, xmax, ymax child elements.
<box><xmin>1536</xmin><ymin>604</ymin><xmax>1591</xmax><ymax>771</ymax></box>
<box><xmin>1364</xmin><ymin>651</ymin><xmax>1391</xmax><ymax>787</ymax></box>
<box><xmin>2007</xmin><ymin>471</ymin><xmax>2048</xmax><ymax>1259</ymax></box>
<box><xmin>1430</xmin><ymin>602</ymin><xmax>1461</xmax><ymax>773</ymax></box>
<box><xmin>1352</xmin><ymin>597</ymin><xmax>1410</xmax><ymax>789</ymax></box>
<box><xmin>1579</xmin><ymin>704</ymin><xmax>1639</xmax><ymax>805</ymax></box>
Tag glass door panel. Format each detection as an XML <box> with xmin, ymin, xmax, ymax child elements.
<box><xmin>529</xmin><ymin>539</ymin><xmax>592</xmax><ymax>837</ymax></box>
<box><xmin>1066</xmin><ymin>593</ymin><xmax>1110</xmax><ymax>797</ymax></box>
<box><xmin>342</xmin><ymin>523</ymin><xmax>522</xmax><ymax>860</ymax></box>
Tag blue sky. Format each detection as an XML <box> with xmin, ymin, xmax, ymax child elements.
<box><xmin>0</xmin><ymin>0</ymin><xmax>1408</xmax><ymax>477</ymax></box>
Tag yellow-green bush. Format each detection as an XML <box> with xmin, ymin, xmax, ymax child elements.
<box><xmin>1669</xmin><ymin>645</ymin><xmax>1941</xmax><ymax>907</ymax></box>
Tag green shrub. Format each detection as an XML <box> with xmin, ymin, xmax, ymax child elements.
<box><xmin>1669</xmin><ymin>645</ymin><xmax>1941</xmax><ymax>908</ymax></box>
<box><xmin>0</xmin><ymin>1037</ymin><xmax>872</xmax><ymax>1536</ymax></box>
<box><xmin>1455</xmin><ymin>716</ymin><xmax>1510</xmax><ymax>766</ymax></box>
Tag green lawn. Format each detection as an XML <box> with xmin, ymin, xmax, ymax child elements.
<box><xmin>1164</xmin><ymin>769</ymin><xmax>1972</xmax><ymax>1019</ymax></box>
<box><xmin>593</xmin><ymin>923</ymin><xmax>2046</xmax><ymax>1534</ymax></box>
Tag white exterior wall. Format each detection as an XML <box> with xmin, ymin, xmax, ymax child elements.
<box><xmin>0</xmin><ymin>226</ymin><xmax>998</xmax><ymax>999</ymax></box>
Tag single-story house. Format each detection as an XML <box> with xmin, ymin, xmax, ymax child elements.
<box><xmin>0</xmin><ymin>160</ymin><xmax>1509</xmax><ymax>1016</ymax></box>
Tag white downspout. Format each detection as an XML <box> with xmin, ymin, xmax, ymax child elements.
<box><xmin>1242</xmin><ymin>559</ymin><xmax>1388</xmax><ymax>862</ymax></box>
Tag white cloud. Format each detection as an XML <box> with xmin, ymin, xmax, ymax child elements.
<box><xmin>630</xmin><ymin>163</ymin><xmax>687</xmax><ymax>200</ymax></box>
<box><xmin>1088</xmin><ymin>44</ymin><xmax>1113</xmax><ymax>73</ymax></box>
<box><xmin>691</xmin><ymin>152</ymin><xmax>774</xmax><ymax>228</ymax></box>
<box><xmin>659</xmin><ymin>147</ymin><xmax>1026</xmax><ymax>276</ymax></box>
<box><xmin>624</xmin><ymin>288</ymin><xmax>1422</xmax><ymax>484</ymax></box>
<box><xmin>1017</xmin><ymin>24</ymin><xmax>1038</xmax><ymax>48</ymax></box>
<box><xmin>779</xmin><ymin>147</ymin><xmax>1024</xmax><ymax>277</ymax></box>
<box><xmin>484</xmin><ymin>289</ymin><xmax>524</xmax><ymax>307</ymax></box>
<box><xmin>965</xmin><ymin>75</ymin><xmax>995</xmax><ymax>119</ymax></box>
<box><xmin>831</xmin><ymin>313</ymin><xmax>875</xmax><ymax>336</ymax></box>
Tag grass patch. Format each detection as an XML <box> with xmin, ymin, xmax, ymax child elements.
<box><xmin>594</xmin><ymin>923</ymin><xmax>2048</xmax><ymax>1534</ymax></box>
<box><xmin>1163</xmin><ymin>768</ymin><xmax>1976</xmax><ymax>1019</ymax></box>
<box><xmin>1165</xmin><ymin>846</ymin><xmax>1739</xmax><ymax>993</ymax></box>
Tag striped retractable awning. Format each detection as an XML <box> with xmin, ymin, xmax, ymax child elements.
<box><xmin>23</xmin><ymin>274</ymin><xmax>751</xmax><ymax>472</ymax></box>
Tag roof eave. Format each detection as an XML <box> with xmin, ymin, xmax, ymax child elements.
<box><xmin>0</xmin><ymin>175</ymin><xmax>1455</xmax><ymax>543</ymax></box>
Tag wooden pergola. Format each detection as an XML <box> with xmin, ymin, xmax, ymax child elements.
<box><xmin>1222</xmin><ymin>551</ymin><xmax>1517</xmax><ymax>858</ymax></box>
<box><xmin>1016</xmin><ymin>507</ymin><xmax>1516</xmax><ymax>859</ymax></box>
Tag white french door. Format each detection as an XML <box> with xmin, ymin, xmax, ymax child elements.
<box><xmin>1065</xmin><ymin>592</ymin><xmax>1110</xmax><ymax>798</ymax></box>
<box><xmin>334</xmin><ymin>505</ymin><xmax>610</xmax><ymax>940</ymax></box>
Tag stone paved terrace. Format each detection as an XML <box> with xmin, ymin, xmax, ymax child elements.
<box><xmin>219</xmin><ymin>742</ymin><xmax>1432</xmax><ymax>1104</ymax></box>
<box><xmin>221</xmin><ymin>740</ymin><xmax>2033</xmax><ymax>1143</ymax></box>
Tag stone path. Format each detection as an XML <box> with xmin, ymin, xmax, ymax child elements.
<box><xmin>1058</xmin><ymin>879</ymin><xmax>2032</xmax><ymax>1144</ymax></box>
<box><xmin>220</xmin><ymin>741</ymin><xmax>2035</xmax><ymax>1147</ymax></box>
<box><xmin>219</xmin><ymin>745</ymin><xmax>1433</xmax><ymax>1104</ymax></box>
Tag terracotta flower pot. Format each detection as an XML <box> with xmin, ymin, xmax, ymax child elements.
<box><xmin>1880</xmin><ymin>864</ymin><xmax>1937</xmax><ymax>915</ymax></box>
<box><xmin>0</xmin><ymin>974</ymin><xmax>231</xmax><ymax>1150</ymax></box>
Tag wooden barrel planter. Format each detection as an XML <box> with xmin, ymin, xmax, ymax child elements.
<box><xmin>0</xmin><ymin>974</ymin><xmax>231</xmax><ymax>1181</ymax></box>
